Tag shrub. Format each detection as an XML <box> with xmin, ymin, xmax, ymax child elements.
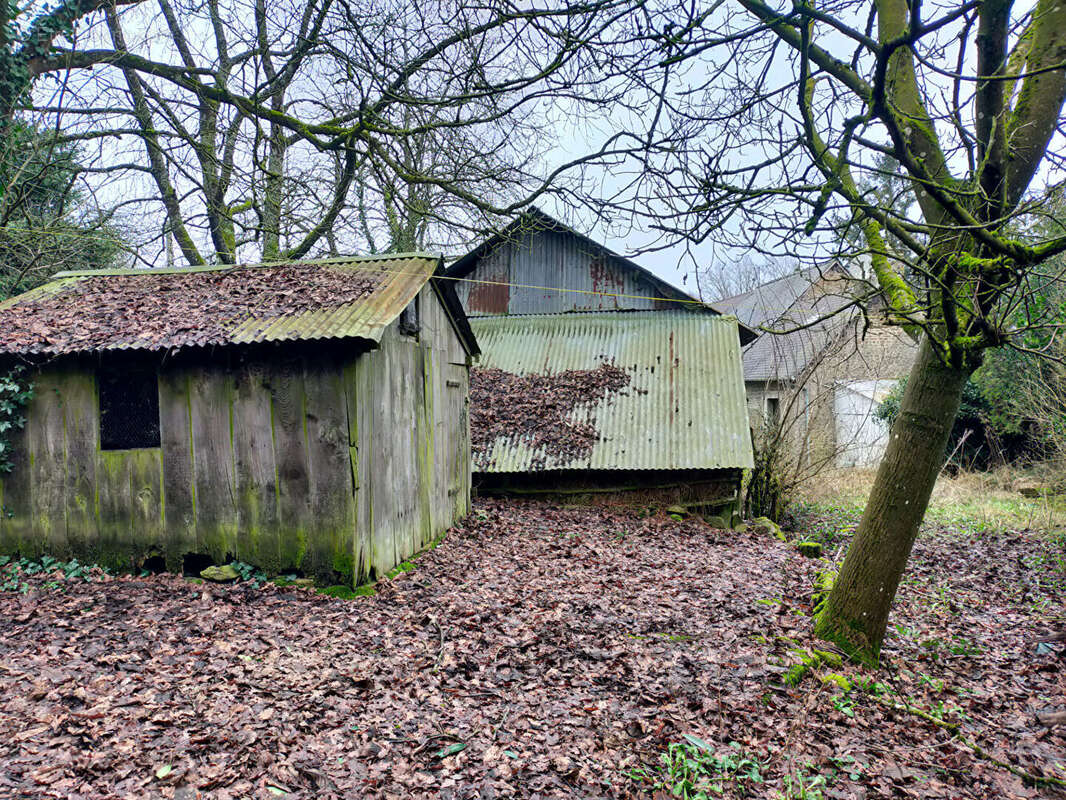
<box><xmin>875</xmin><ymin>378</ymin><xmax>996</xmax><ymax>469</ymax></box>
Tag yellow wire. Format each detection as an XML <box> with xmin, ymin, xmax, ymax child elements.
<box><xmin>0</xmin><ymin>225</ymin><xmax>714</xmax><ymax>308</ymax></box>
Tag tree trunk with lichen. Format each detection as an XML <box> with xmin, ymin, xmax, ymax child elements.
<box><xmin>814</xmin><ymin>336</ymin><xmax>972</xmax><ymax>664</ymax></box>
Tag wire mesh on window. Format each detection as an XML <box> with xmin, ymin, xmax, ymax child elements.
<box><xmin>99</xmin><ymin>364</ymin><xmax>161</xmax><ymax>450</ymax></box>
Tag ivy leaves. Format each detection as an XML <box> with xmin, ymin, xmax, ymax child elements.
<box><xmin>0</xmin><ymin>364</ymin><xmax>32</xmax><ymax>473</ymax></box>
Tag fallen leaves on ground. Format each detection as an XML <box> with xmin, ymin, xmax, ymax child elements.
<box><xmin>0</xmin><ymin>499</ymin><xmax>1063</xmax><ymax>799</ymax></box>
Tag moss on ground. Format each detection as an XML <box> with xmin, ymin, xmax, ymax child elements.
<box><xmin>812</xmin><ymin>567</ymin><xmax>837</xmax><ymax>615</ymax></box>
<box><xmin>820</xmin><ymin>672</ymin><xmax>852</xmax><ymax>692</ymax></box>
<box><xmin>781</xmin><ymin>647</ymin><xmax>845</xmax><ymax>687</ymax></box>
<box><xmin>384</xmin><ymin>561</ymin><xmax>416</xmax><ymax>580</ymax></box>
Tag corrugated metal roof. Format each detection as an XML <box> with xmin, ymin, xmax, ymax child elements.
<box><xmin>0</xmin><ymin>254</ymin><xmax>444</xmax><ymax>356</ymax></box>
<box><xmin>470</xmin><ymin>311</ymin><xmax>754</xmax><ymax>472</ymax></box>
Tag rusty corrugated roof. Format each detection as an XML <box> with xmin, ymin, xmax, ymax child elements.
<box><xmin>0</xmin><ymin>254</ymin><xmax>449</xmax><ymax>356</ymax></box>
<box><xmin>470</xmin><ymin>310</ymin><xmax>754</xmax><ymax>472</ymax></box>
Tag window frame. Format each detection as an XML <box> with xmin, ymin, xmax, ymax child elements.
<box><xmin>97</xmin><ymin>360</ymin><xmax>162</xmax><ymax>451</ymax></box>
<box><xmin>764</xmin><ymin>396</ymin><xmax>780</xmax><ymax>427</ymax></box>
<box><xmin>399</xmin><ymin>294</ymin><xmax>421</xmax><ymax>338</ymax></box>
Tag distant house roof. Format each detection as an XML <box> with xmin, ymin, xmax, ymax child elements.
<box><xmin>469</xmin><ymin>310</ymin><xmax>754</xmax><ymax>473</ymax></box>
<box><xmin>448</xmin><ymin>207</ymin><xmax>756</xmax><ymax>344</ymax></box>
<box><xmin>714</xmin><ymin>263</ymin><xmax>845</xmax><ymax>328</ymax></box>
<box><xmin>0</xmin><ymin>253</ymin><xmax>479</xmax><ymax>358</ymax></box>
<box><xmin>714</xmin><ymin>262</ymin><xmax>858</xmax><ymax>382</ymax></box>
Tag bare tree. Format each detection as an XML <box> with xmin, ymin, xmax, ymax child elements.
<box><xmin>699</xmin><ymin>253</ymin><xmax>796</xmax><ymax>301</ymax></box>
<box><xmin>581</xmin><ymin>0</ymin><xmax>1066</xmax><ymax>663</ymax></box>
<box><xmin>21</xmin><ymin>0</ymin><xmax>652</xmax><ymax>264</ymax></box>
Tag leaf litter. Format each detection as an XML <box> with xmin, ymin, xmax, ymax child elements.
<box><xmin>0</xmin><ymin>499</ymin><xmax>1062</xmax><ymax>798</ymax></box>
<box><xmin>0</xmin><ymin>263</ymin><xmax>381</xmax><ymax>354</ymax></box>
<box><xmin>470</xmin><ymin>363</ymin><xmax>632</xmax><ymax>468</ymax></box>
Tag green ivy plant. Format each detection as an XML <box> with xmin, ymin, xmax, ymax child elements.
<box><xmin>0</xmin><ymin>365</ymin><xmax>32</xmax><ymax>473</ymax></box>
<box><xmin>0</xmin><ymin>553</ymin><xmax>100</xmax><ymax>593</ymax></box>
<box><xmin>230</xmin><ymin>560</ymin><xmax>268</xmax><ymax>587</ymax></box>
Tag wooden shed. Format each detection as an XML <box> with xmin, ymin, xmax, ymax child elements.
<box><xmin>0</xmin><ymin>254</ymin><xmax>479</xmax><ymax>585</ymax></box>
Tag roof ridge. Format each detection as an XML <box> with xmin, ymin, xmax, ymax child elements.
<box><xmin>52</xmin><ymin>252</ymin><xmax>442</xmax><ymax>280</ymax></box>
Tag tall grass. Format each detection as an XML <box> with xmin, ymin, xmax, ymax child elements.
<box><xmin>794</xmin><ymin>466</ymin><xmax>1066</xmax><ymax>535</ymax></box>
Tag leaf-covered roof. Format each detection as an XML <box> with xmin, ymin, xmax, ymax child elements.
<box><xmin>0</xmin><ymin>254</ymin><xmax>463</xmax><ymax>356</ymax></box>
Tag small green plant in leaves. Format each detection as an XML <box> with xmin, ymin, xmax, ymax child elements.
<box><xmin>230</xmin><ymin>561</ymin><xmax>267</xmax><ymax>587</ymax></box>
<box><xmin>781</xmin><ymin>500</ymin><xmax>862</xmax><ymax>546</ymax></box>
<box><xmin>828</xmin><ymin>755</ymin><xmax>866</xmax><ymax>781</ymax></box>
<box><xmin>0</xmin><ymin>554</ymin><xmax>99</xmax><ymax>592</ymax></box>
<box><xmin>629</xmin><ymin>735</ymin><xmax>766</xmax><ymax>798</ymax></box>
<box><xmin>831</xmin><ymin>694</ymin><xmax>855</xmax><ymax>718</ymax></box>
<box><xmin>777</xmin><ymin>766</ymin><xmax>827</xmax><ymax>800</ymax></box>
<box><xmin>0</xmin><ymin>365</ymin><xmax>32</xmax><ymax>474</ymax></box>
<box><xmin>0</xmin><ymin>570</ymin><xmax>28</xmax><ymax>593</ymax></box>
<box><xmin>850</xmin><ymin>675</ymin><xmax>888</xmax><ymax>696</ymax></box>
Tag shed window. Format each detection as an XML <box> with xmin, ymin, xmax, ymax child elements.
<box><xmin>399</xmin><ymin>295</ymin><xmax>420</xmax><ymax>337</ymax></box>
<box><xmin>98</xmin><ymin>364</ymin><xmax>161</xmax><ymax>450</ymax></box>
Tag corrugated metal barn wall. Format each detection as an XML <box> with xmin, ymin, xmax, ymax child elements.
<box><xmin>470</xmin><ymin>312</ymin><xmax>754</xmax><ymax>473</ymax></box>
<box><xmin>455</xmin><ymin>229</ymin><xmax>673</xmax><ymax>315</ymax></box>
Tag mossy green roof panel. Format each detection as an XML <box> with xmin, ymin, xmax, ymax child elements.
<box><xmin>470</xmin><ymin>311</ymin><xmax>754</xmax><ymax>472</ymax></box>
<box><xmin>0</xmin><ymin>254</ymin><xmax>441</xmax><ymax>356</ymax></box>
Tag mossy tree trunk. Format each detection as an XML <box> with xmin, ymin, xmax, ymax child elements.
<box><xmin>814</xmin><ymin>337</ymin><xmax>972</xmax><ymax>663</ymax></box>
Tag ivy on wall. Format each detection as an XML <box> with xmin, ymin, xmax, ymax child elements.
<box><xmin>0</xmin><ymin>366</ymin><xmax>33</xmax><ymax>473</ymax></box>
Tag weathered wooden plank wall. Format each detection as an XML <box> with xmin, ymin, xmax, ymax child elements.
<box><xmin>345</xmin><ymin>283</ymin><xmax>471</xmax><ymax>577</ymax></box>
<box><xmin>0</xmin><ymin>284</ymin><xmax>472</xmax><ymax>584</ymax></box>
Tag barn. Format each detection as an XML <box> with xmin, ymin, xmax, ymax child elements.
<box><xmin>448</xmin><ymin>206</ymin><xmax>743</xmax><ymax>318</ymax></box>
<box><xmin>0</xmin><ymin>254</ymin><xmax>478</xmax><ymax>585</ymax></box>
<box><xmin>448</xmin><ymin>208</ymin><xmax>754</xmax><ymax>515</ymax></box>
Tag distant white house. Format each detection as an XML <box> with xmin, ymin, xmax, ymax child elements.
<box><xmin>834</xmin><ymin>379</ymin><xmax>896</xmax><ymax>467</ymax></box>
<box><xmin>714</xmin><ymin>263</ymin><xmax>917</xmax><ymax>468</ymax></box>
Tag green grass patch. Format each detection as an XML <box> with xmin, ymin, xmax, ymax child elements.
<box><xmin>792</xmin><ymin>468</ymin><xmax>1066</xmax><ymax>541</ymax></box>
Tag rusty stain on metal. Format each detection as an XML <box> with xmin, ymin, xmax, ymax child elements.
<box><xmin>588</xmin><ymin>255</ymin><xmax>625</xmax><ymax>309</ymax></box>
<box><xmin>466</xmin><ymin>264</ymin><xmax>510</xmax><ymax>314</ymax></box>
